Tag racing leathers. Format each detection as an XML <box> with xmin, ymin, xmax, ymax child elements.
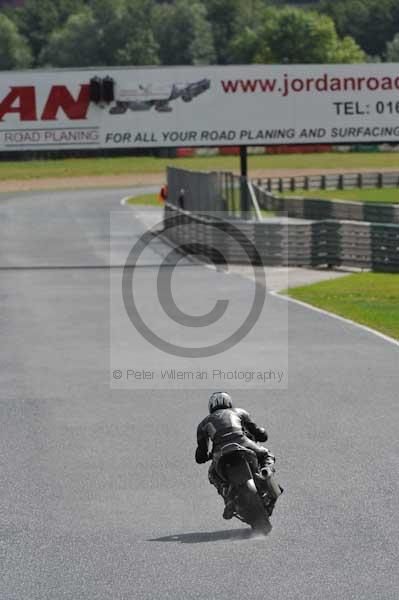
<box><xmin>195</xmin><ymin>407</ymin><xmax>275</xmax><ymax>500</ymax></box>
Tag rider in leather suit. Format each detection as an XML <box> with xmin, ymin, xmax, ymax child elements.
<box><xmin>195</xmin><ymin>392</ymin><xmax>276</xmax><ymax>519</ymax></box>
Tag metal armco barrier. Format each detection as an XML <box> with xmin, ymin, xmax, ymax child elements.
<box><xmin>253</xmin><ymin>185</ymin><xmax>399</xmax><ymax>224</ymax></box>
<box><xmin>167</xmin><ymin>166</ymin><xmax>224</xmax><ymax>213</ymax></box>
<box><xmin>167</xmin><ymin>166</ymin><xmax>259</xmax><ymax>219</ymax></box>
<box><xmin>255</xmin><ymin>171</ymin><xmax>399</xmax><ymax>193</ymax></box>
<box><xmin>163</xmin><ymin>203</ymin><xmax>399</xmax><ymax>272</ymax></box>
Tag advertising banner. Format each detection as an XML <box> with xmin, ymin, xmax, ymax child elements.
<box><xmin>2</xmin><ymin>64</ymin><xmax>399</xmax><ymax>150</ymax></box>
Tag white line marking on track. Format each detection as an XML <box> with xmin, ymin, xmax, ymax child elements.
<box><xmin>270</xmin><ymin>290</ymin><xmax>399</xmax><ymax>347</ymax></box>
<box><xmin>120</xmin><ymin>196</ymin><xmax>130</xmax><ymax>206</ymax></box>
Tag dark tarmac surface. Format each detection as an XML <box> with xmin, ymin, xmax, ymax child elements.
<box><xmin>1</xmin><ymin>188</ymin><xmax>398</xmax><ymax>600</ymax></box>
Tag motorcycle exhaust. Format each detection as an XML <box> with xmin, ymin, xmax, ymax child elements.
<box><xmin>260</xmin><ymin>467</ymin><xmax>282</xmax><ymax>500</ymax></box>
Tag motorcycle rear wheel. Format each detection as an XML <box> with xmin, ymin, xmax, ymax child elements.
<box><xmin>239</xmin><ymin>484</ymin><xmax>272</xmax><ymax>535</ymax></box>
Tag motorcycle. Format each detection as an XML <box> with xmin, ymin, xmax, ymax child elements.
<box><xmin>213</xmin><ymin>442</ymin><xmax>282</xmax><ymax>535</ymax></box>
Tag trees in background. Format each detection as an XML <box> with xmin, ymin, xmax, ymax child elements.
<box><xmin>40</xmin><ymin>0</ymin><xmax>159</xmax><ymax>67</ymax></box>
<box><xmin>1</xmin><ymin>0</ymin><xmax>399</xmax><ymax>69</ymax></box>
<box><xmin>15</xmin><ymin>0</ymin><xmax>85</xmax><ymax>64</ymax></box>
<box><xmin>40</xmin><ymin>7</ymin><xmax>99</xmax><ymax>67</ymax></box>
<box><xmin>229</xmin><ymin>7</ymin><xmax>365</xmax><ymax>64</ymax></box>
<box><xmin>203</xmin><ymin>0</ymin><xmax>266</xmax><ymax>64</ymax></box>
<box><xmin>320</xmin><ymin>0</ymin><xmax>399</xmax><ymax>59</ymax></box>
<box><xmin>116</xmin><ymin>0</ymin><xmax>159</xmax><ymax>65</ymax></box>
<box><xmin>153</xmin><ymin>0</ymin><xmax>215</xmax><ymax>65</ymax></box>
<box><xmin>0</xmin><ymin>13</ymin><xmax>32</xmax><ymax>69</ymax></box>
<box><xmin>386</xmin><ymin>34</ymin><xmax>399</xmax><ymax>62</ymax></box>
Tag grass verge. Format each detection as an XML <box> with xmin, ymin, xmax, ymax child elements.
<box><xmin>127</xmin><ymin>194</ymin><xmax>162</xmax><ymax>206</ymax></box>
<box><xmin>285</xmin><ymin>273</ymin><xmax>399</xmax><ymax>340</ymax></box>
<box><xmin>261</xmin><ymin>209</ymin><xmax>276</xmax><ymax>217</ymax></box>
<box><xmin>2</xmin><ymin>152</ymin><xmax>399</xmax><ymax>182</ymax></box>
<box><xmin>127</xmin><ymin>194</ymin><xmax>275</xmax><ymax>218</ymax></box>
<box><xmin>279</xmin><ymin>188</ymin><xmax>399</xmax><ymax>204</ymax></box>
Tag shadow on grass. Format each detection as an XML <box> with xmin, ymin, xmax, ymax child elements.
<box><xmin>148</xmin><ymin>527</ymin><xmax>269</xmax><ymax>544</ymax></box>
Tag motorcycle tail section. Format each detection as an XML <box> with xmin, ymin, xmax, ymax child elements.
<box><xmin>224</xmin><ymin>453</ymin><xmax>254</xmax><ymax>486</ymax></box>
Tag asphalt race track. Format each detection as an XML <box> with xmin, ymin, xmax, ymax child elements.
<box><xmin>1</xmin><ymin>188</ymin><xmax>398</xmax><ymax>600</ymax></box>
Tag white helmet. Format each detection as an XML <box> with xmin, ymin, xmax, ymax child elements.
<box><xmin>208</xmin><ymin>392</ymin><xmax>232</xmax><ymax>413</ymax></box>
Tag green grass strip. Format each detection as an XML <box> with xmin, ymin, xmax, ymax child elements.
<box><xmin>285</xmin><ymin>273</ymin><xmax>399</xmax><ymax>340</ymax></box>
<box><xmin>2</xmin><ymin>152</ymin><xmax>399</xmax><ymax>181</ymax></box>
<box><xmin>126</xmin><ymin>194</ymin><xmax>162</xmax><ymax>206</ymax></box>
<box><xmin>279</xmin><ymin>188</ymin><xmax>399</xmax><ymax>204</ymax></box>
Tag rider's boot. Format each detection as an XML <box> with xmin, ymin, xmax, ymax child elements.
<box><xmin>221</xmin><ymin>485</ymin><xmax>235</xmax><ymax>520</ymax></box>
<box><xmin>222</xmin><ymin>499</ymin><xmax>235</xmax><ymax>520</ymax></box>
<box><xmin>223</xmin><ymin>500</ymin><xmax>234</xmax><ymax>521</ymax></box>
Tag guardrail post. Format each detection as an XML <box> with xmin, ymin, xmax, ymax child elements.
<box><xmin>378</xmin><ymin>173</ymin><xmax>383</xmax><ymax>188</ymax></box>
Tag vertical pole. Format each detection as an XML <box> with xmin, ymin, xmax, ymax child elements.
<box><xmin>240</xmin><ymin>145</ymin><xmax>248</xmax><ymax>178</ymax></box>
<box><xmin>240</xmin><ymin>145</ymin><xmax>249</xmax><ymax>216</ymax></box>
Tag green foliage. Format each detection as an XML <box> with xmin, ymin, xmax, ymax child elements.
<box><xmin>329</xmin><ymin>35</ymin><xmax>366</xmax><ymax>64</ymax></box>
<box><xmin>14</xmin><ymin>0</ymin><xmax>85</xmax><ymax>64</ymax></box>
<box><xmin>386</xmin><ymin>33</ymin><xmax>399</xmax><ymax>62</ymax></box>
<box><xmin>152</xmin><ymin>0</ymin><xmax>215</xmax><ymax>65</ymax></box>
<box><xmin>116</xmin><ymin>0</ymin><xmax>160</xmax><ymax>65</ymax></box>
<box><xmin>230</xmin><ymin>7</ymin><xmax>365</xmax><ymax>64</ymax></box>
<box><xmin>203</xmin><ymin>0</ymin><xmax>240</xmax><ymax>64</ymax></box>
<box><xmin>0</xmin><ymin>13</ymin><xmax>32</xmax><ymax>69</ymax></box>
<box><xmin>0</xmin><ymin>0</ymin><xmax>384</xmax><ymax>69</ymax></box>
<box><xmin>320</xmin><ymin>0</ymin><xmax>399</xmax><ymax>58</ymax></box>
<box><xmin>203</xmin><ymin>0</ymin><xmax>268</xmax><ymax>64</ymax></box>
<box><xmin>228</xmin><ymin>27</ymin><xmax>260</xmax><ymax>64</ymax></box>
<box><xmin>39</xmin><ymin>8</ymin><xmax>98</xmax><ymax>67</ymax></box>
<box><xmin>40</xmin><ymin>0</ymin><xmax>159</xmax><ymax>67</ymax></box>
<box><xmin>204</xmin><ymin>0</ymin><xmax>266</xmax><ymax>64</ymax></box>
